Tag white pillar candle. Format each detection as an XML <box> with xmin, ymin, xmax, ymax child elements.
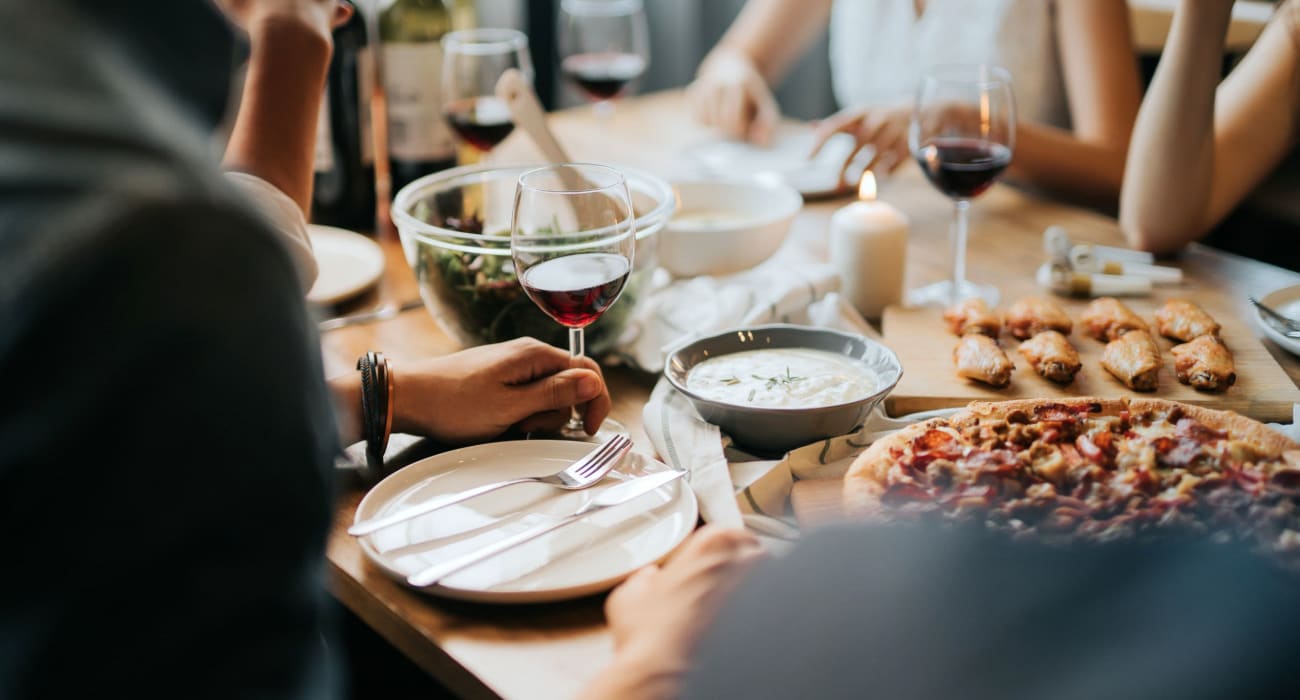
<box><xmin>829</xmin><ymin>172</ymin><xmax>909</xmax><ymax>320</ymax></box>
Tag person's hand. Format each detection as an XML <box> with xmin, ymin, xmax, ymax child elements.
<box><xmin>601</xmin><ymin>527</ymin><xmax>765</xmax><ymax>683</ymax></box>
<box><xmin>810</xmin><ymin>103</ymin><xmax>914</xmax><ymax>188</ymax></box>
<box><xmin>214</xmin><ymin>0</ymin><xmax>351</xmax><ymax>43</ymax></box>
<box><xmin>687</xmin><ymin>48</ymin><xmax>781</xmax><ymax>145</ymax></box>
<box><xmin>389</xmin><ymin>338</ymin><xmax>612</xmax><ymax>444</ymax></box>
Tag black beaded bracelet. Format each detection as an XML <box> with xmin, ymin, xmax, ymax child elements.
<box><xmin>356</xmin><ymin>351</ymin><xmax>391</xmax><ymax>475</ymax></box>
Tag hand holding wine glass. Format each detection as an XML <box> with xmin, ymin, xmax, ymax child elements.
<box><xmin>907</xmin><ymin>64</ymin><xmax>1015</xmax><ymax>307</ymax></box>
<box><xmin>442</xmin><ymin>28</ymin><xmax>532</xmax><ymax>156</ymax></box>
<box><xmin>558</xmin><ymin>0</ymin><xmax>650</xmax><ymax>116</ymax></box>
<box><xmin>511</xmin><ymin>163</ymin><xmax>636</xmax><ymax>441</ymax></box>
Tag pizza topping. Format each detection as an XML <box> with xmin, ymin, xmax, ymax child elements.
<box><xmin>854</xmin><ymin>399</ymin><xmax>1300</xmax><ymax>572</ymax></box>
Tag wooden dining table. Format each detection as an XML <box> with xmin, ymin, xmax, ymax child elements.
<box><xmin>319</xmin><ymin>90</ymin><xmax>1300</xmax><ymax>699</ymax></box>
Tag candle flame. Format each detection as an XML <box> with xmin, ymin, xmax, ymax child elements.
<box><xmin>858</xmin><ymin>171</ymin><xmax>877</xmax><ymax>201</ymax></box>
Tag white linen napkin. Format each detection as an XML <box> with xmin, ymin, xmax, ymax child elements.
<box><xmin>616</xmin><ymin>261</ymin><xmax>847</xmax><ymax>372</ymax></box>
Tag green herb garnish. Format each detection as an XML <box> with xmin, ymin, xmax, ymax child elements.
<box><xmin>751</xmin><ymin>367</ymin><xmax>807</xmax><ymax>393</ymax></box>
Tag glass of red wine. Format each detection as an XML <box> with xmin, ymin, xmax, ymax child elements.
<box><xmin>558</xmin><ymin>0</ymin><xmax>649</xmax><ymax>118</ymax></box>
<box><xmin>511</xmin><ymin>163</ymin><xmax>635</xmax><ymax>441</ymax></box>
<box><xmin>907</xmin><ymin>64</ymin><xmax>1015</xmax><ymax>307</ymax></box>
<box><xmin>441</xmin><ymin>28</ymin><xmax>532</xmax><ymax>158</ymax></box>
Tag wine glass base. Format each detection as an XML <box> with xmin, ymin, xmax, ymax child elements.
<box><xmin>530</xmin><ymin>417</ymin><xmax>629</xmax><ymax>444</ymax></box>
<box><xmin>906</xmin><ymin>279</ymin><xmax>1000</xmax><ymax>308</ymax></box>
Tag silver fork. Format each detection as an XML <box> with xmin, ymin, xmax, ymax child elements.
<box><xmin>348</xmin><ymin>434</ymin><xmax>633</xmax><ymax>537</ymax></box>
<box><xmin>1250</xmin><ymin>296</ymin><xmax>1300</xmax><ymax>332</ymax></box>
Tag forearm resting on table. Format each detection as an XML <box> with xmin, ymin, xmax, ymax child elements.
<box><xmin>1119</xmin><ymin>1</ymin><xmax>1233</xmax><ymax>252</ymax></box>
<box><xmin>1010</xmin><ymin>120</ymin><xmax>1129</xmax><ymax>206</ymax></box>
<box><xmin>223</xmin><ymin>18</ymin><xmax>332</xmax><ymax>215</ymax></box>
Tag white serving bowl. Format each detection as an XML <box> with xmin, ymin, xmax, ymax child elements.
<box><xmin>659</xmin><ymin>179</ymin><xmax>802</xmax><ymax>278</ymax></box>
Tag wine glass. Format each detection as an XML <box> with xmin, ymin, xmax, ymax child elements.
<box><xmin>558</xmin><ymin>0</ymin><xmax>650</xmax><ymax>117</ymax></box>
<box><xmin>441</xmin><ymin>28</ymin><xmax>532</xmax><ymax>158</ymax></box>
<box><xmin>907</xmin><ymin>64</ymin><xmax>1016</xmax><ymax>307</ymax></box>
<box><xmin>511</xmin><ymin>163</ymin><xmax>635</xmax><ymax>441</ymax></box>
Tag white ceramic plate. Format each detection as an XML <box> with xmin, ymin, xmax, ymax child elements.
<box><xmin>690</xmin><ymin>124</ymin><xmax>863</xmax><ymax>199</ymax></box>
<box><xmin>1257</xmin><ymin>285</ymin><xmax>1300</xmax><ymax>356</ymax></box>
<box><xmin>355</xmin><ymin>440</ymin><xmax>698</xmax><ymax>603</ymax></box>
<box><xmin>306</xmin><ymin>224</ymin><xmax>385</xmax><ymax>305</ymax></box>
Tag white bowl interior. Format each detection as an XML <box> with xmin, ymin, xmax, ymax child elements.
<box><xmin>660</xmin><ymin>180</ymin><xmax>802</xmax><ymax>278</ymax></box>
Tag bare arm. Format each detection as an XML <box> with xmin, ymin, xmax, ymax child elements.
<box><xmin>325</xmin><ymin>338</ymin><xmax>611</xmax><ymax>446</ymax></box>
<box><xmin>220</xmin><ymin>2</ymin><xmax>340</xmax><ymax>215</ymax></box>
<box><xmin>688</xmin><ymin>0</ymin><xmax>832</xmax><ymax>143</ymax></box>
<box><xmin>709</xmin><ymin>0</ymin><xmax>832</xmax><ymax>84</ymax></box>
<box><xmin>1121</xmin><ymin>0</ymin><xmax>1300</xmax><ymax>252</ymax></box>
<box><xmin>1008</xmin><ymin>0</ymin><xmax>1142</xmax><ymax>205</ymax></box>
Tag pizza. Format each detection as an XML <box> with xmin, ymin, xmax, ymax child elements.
<box><xmin>844</xmin><ymin>397</ymin><xmax>1300</xmax><ymax>563</ymax></box>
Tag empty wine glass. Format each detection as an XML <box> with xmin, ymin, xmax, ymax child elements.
<box><xmin>907</xmin><ymin>64</ymin><xmax>1015</xmax><ymax>307</ymax></box>
<box><xmin>511</xmin><ymin>163</ymin><xmax>636</xmax><ymax>441</ymax></box>
<box><xmin>442</xmin><ymin>28</ymin><xmax>532</xmax><ymax>158</ymax></box>
<box><xmin>558</xmin><ymin>0</ymin><xmax>649</xmax><ymax>117</ymax></box>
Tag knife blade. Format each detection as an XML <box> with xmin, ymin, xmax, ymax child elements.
<box><xmin>406</xmin><ymin>470</ymin><xmax>685</xmax><ymax>588</ymax></box>
<box><xmin>318</xmin><ymin>299</ymin><xmax>423</xmax><ymax>332</ymax></box>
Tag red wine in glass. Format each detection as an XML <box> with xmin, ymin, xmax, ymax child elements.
<box><xmin>519</xmin><ymin>253</ymin><xmax>631</xmax><ymax>327</ymax></box>
<box><xmin>445</xmin><ymin>97</ymin><xmax>516</xmax><ymax>152</ymax></box>
<box><xmin>561</xmin><ymin>52</ymin><xmax>647</xmax><ymax>101</ymax></box>
<box><xmin>914</xmin><ymin>137</ymin><xmax>1012</xmax><ymax>199</ymax></box>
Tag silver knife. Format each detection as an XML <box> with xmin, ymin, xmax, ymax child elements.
<box><xmin>318</xmin><ymin>299</ymin><xmax>423</xmax><ymax>332</ymax></box>
<box><xmin>406</xmin><ymin>470</ymin><xmax>685</xmax><ymax>588</ymax></box>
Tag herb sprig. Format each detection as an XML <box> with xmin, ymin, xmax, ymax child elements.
<box><xmin>751</xmin><ymin>367</ymin><xmax>807</xmax><ymax>393</ymax></box>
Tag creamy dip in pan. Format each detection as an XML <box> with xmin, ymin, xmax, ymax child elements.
<box><xmin>685</xmin><ymin>348</ymin><xmax>879</xmax><ymax>409</ymax></box>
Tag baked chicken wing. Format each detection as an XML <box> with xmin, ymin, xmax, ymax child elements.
<box><xmin>1082</xmin><ymin>297</ymin><xmax>1149</xmax><ymax>342</ymax></box>
<box><xmin>1154</xmin><ymin>299</ymin><xmax>1221</xmax><ymax>342</ymax></box>
<box><xmin>954</xmin><ymin>333</ymin><xmax>1015</xmax><ymax>387</ymax></box>
<box><xmin>1171</xmin><ymin>335</ymin><xmax>1236</xmax><ymax>391</ymax></box>
<box><xmin>1006</xmin><ymin>296</ymin><xmax>1073</xmax><ymax>340</ymax></box>
<box><xmin>943</xmin><ymin>298</ymin><xmax>1001</xmax><ymax>337</ymax></box>
<box><xmin>1100</xmin><ymin>329</ymin><xmax>1161</xmax><ymax>391</ymax></box>
<box><xmin>1017</xmin><ymin>330</ymin><xmax>1082</xmax><ymax>383</ymax></box>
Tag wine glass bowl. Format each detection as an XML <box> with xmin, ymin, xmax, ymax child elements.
<box><xmin>511</xmin><ymin>163</ymin><xmax>636</xmax><ymax>440</ymax></box>
<box><xmin>441</xmin><ymin>28</ymin><xmax>532</xmax><ymax>155</ymax></box>
<box><xmin>907</xmin><ymin>64</ymin><xmax>1015</xmax><ymax>307</ymax></box>
<box><xmin>558</xmin><ymin>0</ymin><xmax>650</xmax><ymax>115</ymax></box>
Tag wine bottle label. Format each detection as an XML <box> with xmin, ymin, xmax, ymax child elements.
<box><xmin>383</xmin><ymin>42</ymin><xmax>454</xmax><ymax>161</ymax></box>
<box><xmin>357</xmin><ymin>45</ymin><xmax>375</xmax><ymax>166</ymax></box>
<box><xmin>313</xmin><ymin>85</ymin><xmax>334</xmax><ymax>173</ymax></box>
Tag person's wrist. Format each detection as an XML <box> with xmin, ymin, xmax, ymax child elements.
<box><xmin>698</xmin><ymin>45</ymin><xmax>759</xmax><ymax>80</ymax></box>
<box><xmin>246</xmin><ymin>10</ymin><xmax>333</xmax><ymax>63</ymax></box>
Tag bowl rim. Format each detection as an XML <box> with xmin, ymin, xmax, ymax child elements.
<box><xmin>391</xmin><ymin>161</ymin><xmax>675</xmax><ymax>245</ymax></box>
<box><xmin>662</xmin><ymin>324</ymin><xmax>904</xmax><ymax>414</ymax></box>
<box><xmin>667</xmin><ymin>178</ymin><xmax>804</xmax><ymax>230</ymax></box>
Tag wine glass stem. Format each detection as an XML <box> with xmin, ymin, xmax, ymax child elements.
<box><xmin>594</xmin><ymin>100</ymin><xmax>614</xmax><ymax>119</ymax></box>
<box><xmin>952</xmin><ymin>199</ymin><xmax>971</xmax><ymax>297</ymax></box>
<box><xmin>567</xmin><ymin>326</ymin><xmax>586</xmax><ymax>431</ymax></box>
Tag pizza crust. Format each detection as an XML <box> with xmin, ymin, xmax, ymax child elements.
<box><xmin>843</xmin><ymin>397</ymin><xmax>1300</xmax><ymax>518</ymax></box>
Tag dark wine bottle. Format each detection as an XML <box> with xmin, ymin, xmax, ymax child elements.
<box><xmin>380</xmin><ymin>0</ymin><xmax>458</xmax><ymax>197</ymax></box>
<box><xmin>312</xmin><ymin>0</ymin><xmax>377</xmax><ymax>232</ymax></box>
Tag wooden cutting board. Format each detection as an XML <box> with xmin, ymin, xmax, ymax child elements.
<box><xmin>881</xmin><ymin>297</ymin><xmax>1300</xmax><ymax>422</ymax></box>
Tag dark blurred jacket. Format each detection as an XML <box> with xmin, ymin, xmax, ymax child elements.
<box><xmin>685</xmin><ymin>523</ymin><xmax>1300</xmax><ymax>700</ymax></box>
<box><xmin>0</xmin><ymin>2</ymin><xmax>340</xmax><ymax>697</ymax></box>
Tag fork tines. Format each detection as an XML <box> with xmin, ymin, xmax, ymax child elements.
<box><xmin>579</xmin><ymin>435</ymin><xmax>632</xmax><ymax>478</ymax></box>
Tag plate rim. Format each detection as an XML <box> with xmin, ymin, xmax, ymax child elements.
<box><xmin>1257</xmin><ymin>284</ymin><xmax>1300</xmax><ymax>356</ymax></box>
<box><xmin>306</xmin><ymin>223</ymin><xmax>385</xmax><ymax>305</ymax></box>
<box><xmin>354</xmin><ymin>439</ymin><xmax>698</xmax><ymax>604</ymax></box>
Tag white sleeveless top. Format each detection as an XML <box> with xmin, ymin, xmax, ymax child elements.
<box><xmin>828</xmin><ymin>0</ymin><xmax>1069</xmax><ymax>128</ymax></box>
